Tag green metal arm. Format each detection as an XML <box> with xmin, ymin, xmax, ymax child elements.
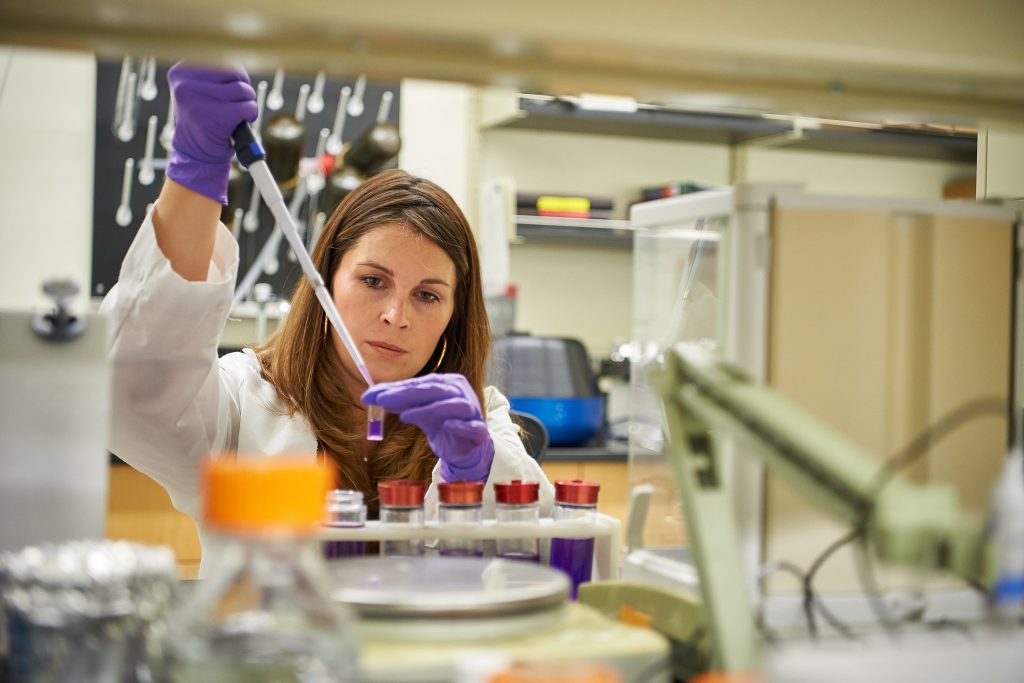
<box><xmin>650</xmin><ymin>343</ymin><xmax>992</xmax><ymax>670</ymax></box>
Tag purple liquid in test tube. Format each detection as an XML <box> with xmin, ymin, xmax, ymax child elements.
<box><xmin>324</xmin><ymin>540</ymin><xmax>367</xmax><ymax>559</ymax></box>
<box><xmin>548</xmin><ymin>479</ymin><xmax>601</xmax><ymax>600</ymax></box>
<box><xmin>322</xmin><ymin>489</ymin><xmax>367</xmax><ymax>560</ymax></box>
<box><xmin>367</xmin><ymin>404</ymin><xmax>384</xmax><ymax>441</ymax></box>
<box><xmin>549</xmin><ymin>537</ymin><xmax>595</xmax><ymax>599</ymax></box>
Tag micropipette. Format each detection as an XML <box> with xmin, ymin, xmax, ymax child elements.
<box><xmin>231</xmin><ymin>122</ymin><xmax>384</xmax><ymax>441</ymax></box>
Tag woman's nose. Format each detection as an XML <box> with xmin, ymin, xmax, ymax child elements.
<box><xmin>381</xmin><ymin>297</ymin><xmax>409</xmax><ymax>327</ymax></box>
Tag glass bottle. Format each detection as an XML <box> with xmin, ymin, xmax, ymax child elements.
<box><xmin>494</xmin><ymin>480</ymin><xmax>541</xmax><ymax>563</ymax></box>
<box><xmin>378</xmin><ymin>479</ymin><xmax>426</xmax><ymax>557</ymax></box>
<box><xmin>548</xmin><ymin>479</ymin><xmax>601</xmax><ymax>599</ymax></box>
<box><xmin>162</xmin><ymin>457</ymin><xmax>359</xmax><ymax>682</ymax></box>
<box><xmin>438</xmin><ymin>481</ymin><xmax>485</xmax><ymax>557</ymax></box>
<box><xmin>323</xmin><ymin>489</ymin><xmax>367</xmax><ymax>559</ymax></box>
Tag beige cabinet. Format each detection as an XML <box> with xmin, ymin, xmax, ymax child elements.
<box><xmin>106</xmin><ymin>466</ymin><xmax>201</xmax><ymax>579</ymax></box>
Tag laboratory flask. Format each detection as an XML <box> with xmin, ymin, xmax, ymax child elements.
<box><xmin>161</xmin><ymin>456</ymin><xmax>359</xmax><ymax>682</ymax></box>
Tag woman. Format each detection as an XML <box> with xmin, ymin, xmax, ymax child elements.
<box><xmin>102</xmin><ymin>63</ymin><xmax>552</xmax><ymax>575</ymax></box>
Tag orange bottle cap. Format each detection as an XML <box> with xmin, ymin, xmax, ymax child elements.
<box><xmin>202</xmin><ymin>455</ymin><xmax>333</xmax><ymax>534</ymax></box>
<box><xmin>490</xmin><ymin>662</ymin><xmax>621</xmax><ymax>683</ymax></box>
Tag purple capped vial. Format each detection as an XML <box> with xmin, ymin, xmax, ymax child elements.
<box><xmin>494</xmin><ymin>480</ymin><xmax>541</xmax><ymax>563</ymax></box>
<box><xmin>322</xmin><ymin>489</ymin><xmax>367</xmax><ymax>559</ymax></box>
<box><xmin>549</xmin><ymin>479</ymin><xmax>601</xmax><ymax>599</ymax></box>
<box><xmin>438</xmin><ymin>481</ymin><xmax>485</xmax><ymax>557</ymax></box>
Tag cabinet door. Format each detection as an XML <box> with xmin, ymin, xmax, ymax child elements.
<box><xmin>106</xmin><ymin>466</ymin><xmax>201</xmax><ymax>579</ymax></box>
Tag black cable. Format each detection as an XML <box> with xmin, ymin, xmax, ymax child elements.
<box><xmin>800</xmin><ymin>528</ymin><xmax>860</xmax><ymax>639</ymax></box>
<box><xmin>852</xmin><ymin>539</ymin><xmax>900</xmax><ymax>638</ymax></box>
<box><xmin>867</xmin><ymin>396</ymin><xmax>1007</xmax><ymax>499</ymax></box>
<box><xmin>798</xmin><ymin>396</ymin><xmax>1006</xmax><ymax>640</ymax></box>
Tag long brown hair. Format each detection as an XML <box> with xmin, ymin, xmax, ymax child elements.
<box><xmin>255</xmin><ymin>169</ymin><xmax>491</xmax><ymax>512</ymax></box>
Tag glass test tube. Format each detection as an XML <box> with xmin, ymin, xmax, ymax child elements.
<box><xmin>438</xmin><ymin>481</ymin><xmax>485</xmax><ymax>557</ymax></box>
<box><xmin>494</xmin><ymin>480</ymin><xmax>541</xmax><ymax>563</ymax></box>
<box><xmin>549</xmin><ymin>479</ymin><xmax>601</xmax><ymax>599</ymax></box>
<box><xmin>367</xmin><ymin>404</ymin><xmax>384</xmax><ymax>441</ymax></box>
<box><xmin>378</xmin><ymin>479</ymin><xmax>426</xmax><ymax>556</ymax></box>
<box><xmin>323</xmin><ymin>489</ymin><xmax>367</xmax><ymax>559</ymax></box>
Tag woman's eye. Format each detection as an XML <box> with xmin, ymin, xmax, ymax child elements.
<box><xmin>417</xmin><ymin>291</ymin><xmax>440</xmax><ymax>304</ymax></box>
<box><xmin>361</xmin><ymin>275</ymin><xmax>383</xmax><ymax>288</ymax></box>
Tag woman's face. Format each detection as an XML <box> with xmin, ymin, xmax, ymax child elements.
<box><xmin>330</xmin><ymin>222</ymin><xmax>457</xmax><ymax>389</ymax></box>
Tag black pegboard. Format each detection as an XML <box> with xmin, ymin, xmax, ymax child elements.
<box><xmin>91</xmin><ymin>58</ymin><xmax>400</xmax><ymax>300</ymax></box>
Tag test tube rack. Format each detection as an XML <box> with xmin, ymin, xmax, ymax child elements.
<box><xmin>317</xmin><ymin>512</ymin><xmax>622</xmax><ymax>580</ymax></box>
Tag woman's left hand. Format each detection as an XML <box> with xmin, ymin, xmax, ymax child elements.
<box><xmin>362</xmin><ymin>374</ymin><xmax>495</xmax><ymax>482</ymax></box>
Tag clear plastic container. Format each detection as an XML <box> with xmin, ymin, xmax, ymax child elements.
<box><xmin>378</xmin><ymin>479</ymin><xmax>426</xmax><ymax>557</ymax></box>
<box><xmin>549</xmin><ymin>479</ymin><xmax>601</xmax><ymax>599</ymax></box>
<box><xmin>438</xmin><ymin>481</ymin><xmax>484</xmax><ymax>557</ymax></box>
<box><xmin>494</xmin><ymin>480</ymin><xmax>541</xmax><ymax>563</ymax></box>
<box><xmin>162</xmin><ymin>457</ymin><xmax>359</xmax><ymax>682</ymax></box>
<box><xmin>323</xmin><ymin>489</ymin><xmax>367</xmax><ymax>559</ymax></box>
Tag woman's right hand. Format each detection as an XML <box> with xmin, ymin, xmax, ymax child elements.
<box><xmin>166</xmin><ymin>62</ymin><xmax>257</xmax><ymax>206</ymax></box>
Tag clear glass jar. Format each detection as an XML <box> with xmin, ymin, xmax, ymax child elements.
<box><xmin>548</xmin><ymin>479</ymin><xmax>601</xmax><ymax>599</ymax></box>
<box><xmin>494</xmin><ymin>480</ymin><xmax>541</xmax><ymax>563</ymax></box>
<box><xmin>438</xmin><ymin>481</ymin><xmax>485</xmax><ymax>557</ymax></box>
<box><xmin>162</xmin><ymin>457</ymin><xmax>359</xmax><ymax>682</ymax></box>
<box><xmin>323</xmin><ymin>489</ymin><xmax>367</xmax><ymax>559</ymax></box>
<box><xmin>378</xmin><ymin>479</ymin><xmax>426</xmax><ymax>557</ymax></box>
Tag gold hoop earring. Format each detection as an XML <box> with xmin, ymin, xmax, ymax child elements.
<box><xmin>430</xmin><ymin>334</ymin><xmax>447</xmax><ymax>373</ymax></box>
<box><xmin>323</xmin><ymin>313</ymin><xmax>329</xmax><ymax>340</ymax></box>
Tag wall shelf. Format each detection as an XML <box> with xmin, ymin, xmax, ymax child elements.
<box><xmin>493</xmin><ymin>96</ymin><xmax>977</xmax><ymax>164</ymax></box>
<box><xmin>514</xmin><ymin>215</ymin><xmax>633</xmax><ymax>247</ymax></box>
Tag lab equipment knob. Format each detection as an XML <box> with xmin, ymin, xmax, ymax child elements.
<box><xmin>32</xmin><ymin>278</ymin><xmax>86</xmax><ymax>341</ymax></box>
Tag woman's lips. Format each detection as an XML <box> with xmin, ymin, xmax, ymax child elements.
<box><xmin>367</xmin><ymin>341</ymin><xmax>407</xmax><ymax>358</ymax></box>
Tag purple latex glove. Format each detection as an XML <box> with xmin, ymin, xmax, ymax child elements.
<box><xmin>166</xmin><ymin>62</ymin><xmax>257</xmax><ymax>205</ymax></box>
<box><xmin>362</xmin><ymin>374</ymin><xmax>495</xmax><ymax>483</ymax></box>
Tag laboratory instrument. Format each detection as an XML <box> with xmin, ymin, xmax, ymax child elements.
<box><xmin>265</xmin><ymin>66</ymin><xmax>284</xmax><ymax>111</ymax></box>
<box><xmin>0</xmin><ymin>540</ymin><xmax>177</xmax><ymax>681</ymax></box>
<box><xmin>137</xmin><ymin>114</ymin><xmax>157</xmax><ymax>185</ymax></box>
<box><xmin>323</xmin><ymin>489</ymin><xmax>367</xmax><ymax>559</ymax></box>
<box><xmin>489</xmin><ymin>335</ymin><xmax>604</xmax><ymax>447</ymax></box>
<box><xmin>326</xmin><ymin>86</ymin><xmax>350</xmax><ymax>155</ymax></box>
<box><xmin>323</xmin><ymin>164</ymin><xmax>365</xmax><ymax>213</ymax></box>
<box><xmin>115</xmin><ymin>157</ymin><xmax>134</xmax><ymax>226</ymax></box>
<box><xmin>378</xmin><ymin>479</ymin><xmax>427</xmax><ymax>556</ymax></box>
<box><xmin>550</xmin><ymin>480</ymin><xmax>601</xmax><ymax>599</ymax></box>
<box><xmin>252</xmin><ymin>79</ymin><xmax>267</xmax><ymax>136</ymax></box>
<box><xmin>159</xmin><ymin>95</ymin><xmax>174</xmax><ymax>151</ymax></box>
<box><xmin>111</xmin><ymin>55</ymin><xmax>132</xmax><ymax>138</ymax></box>
<box><xmin>138</xmin><ymin>56</ymin><xmax>158</xmax><ymax>101</ymax></box>
<box><xmin>0</xmin><ymin>280</ymin><xmax>109</xmax><ymax>553</ymax></box>
<box><xmin>307</xmin><ymin>70</ymin><xmax>326</xmax><ymax>113</ymax></box>
<box><xmin>162</xmin><ymin>457</ymin><xmax>359</xmax><ymax>682</ymax></box>
<box><xmin>494</xmin><ymin>479</ymin><xmax>542</xmax><ymax>562</ymax></box>
<box><xmin>652</xmin><ymin>342</ymin><xmax>1000</xmax><ymax>671</ymax></box>
<box><xmin>438</xmin><ymin>481</ymin><xmax>485</xmax><ymax>557</ymax></box>
<box><xmin>346</xmin><ymin>74</ymin><xmax>366</xmax><ymax>117</ymax></box>
<box><xmin>116</xmin><ymin>70</ymin><xmax>137</xmax><ymax>142</ymax></box>
<box><xmin>326</xmin><ymin>555</ymin><xmax>667</xmax><ymax>682</ymax></box>
<box><xmin>241</xmin><ymin>171</ymin><xmax>261</xmax><ymax>232</ymax></box>
<box><xmin>232</xmin><ymin>121</ymin><xmax>384</xmax><ymax>438</ymax></box>
<box><xmin>343</xmin><ymin>90</ymin><xmax>400</xmax><ymax>174</ymax></box>
<box><xmin>263</xmin><ymin>109</ymin><xmax>304</xmax><ymax>187</ymax></box>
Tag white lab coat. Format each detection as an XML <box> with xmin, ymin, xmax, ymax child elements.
<box><xmin>101</xmin><ymin>215</ymin><xmax>553</xmax><ymax>576</ymax></box>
